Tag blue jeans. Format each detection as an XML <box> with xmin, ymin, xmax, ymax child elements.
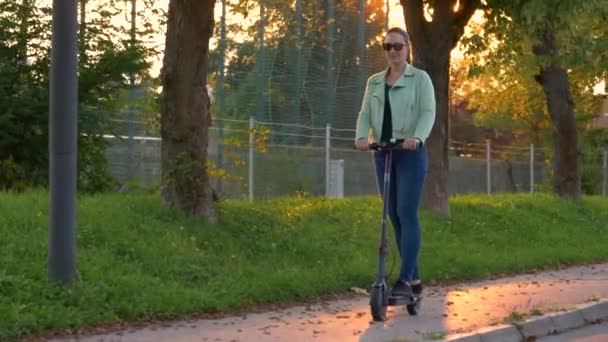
<box><xmin>373</xmin><ymin>146</ymin><xmax>427</xmax><ymax>282</ymax></box>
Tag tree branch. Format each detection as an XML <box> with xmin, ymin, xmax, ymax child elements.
<box><xmin>454</xmin><ymin>0</ymin><xmax>480</xmax><ymax>30</ymax></box>
<box><xmin>400</xmin><ymin>0</ymin><xmax>425</xmax><ymax>40</ymax></box>
<box><xmin>446</xmin><ymin>0</ymin><xmax>480</xmax><ymax>48</ymax></box>
<box><xmin>434</xmin><ymin>0</ymin><xmax>452</xmax><ymax>20</ymax></box>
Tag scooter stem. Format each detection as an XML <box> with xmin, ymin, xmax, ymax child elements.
<box><xmin>376</xmin><ymin>149</ymin><xmax>392</xmax><ymax>284</ymax></box>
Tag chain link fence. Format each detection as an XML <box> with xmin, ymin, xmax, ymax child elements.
<box><xmin>105</xmin><ymin>117</ymin><xmax>608</xmax><ymax>199</ymax></box>
<box><xmin>100</xmin><ymin>0</ymin><xmax>608</xmax><ymax>200</ymax></box>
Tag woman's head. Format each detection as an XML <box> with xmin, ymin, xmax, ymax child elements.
<box><xmin>383</xmin><ymin>27</ymin><xmax>411</xmax><ymax>65</ymax></box>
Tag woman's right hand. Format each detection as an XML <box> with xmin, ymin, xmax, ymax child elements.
<box><xmin>355</xmin><ymin>138</ymin><xmax>370</xmax><ymax>151</ymax></box>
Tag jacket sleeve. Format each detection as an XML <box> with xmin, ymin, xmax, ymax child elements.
<box><xmin>355</xmin><ymin>77</ymin><xmax>373</xmax><ymax>140</ymax></box>
<box><xmin>413</xmin><ymin>71</ymin><xmax>436</xmax><ymax>144</ymax></box>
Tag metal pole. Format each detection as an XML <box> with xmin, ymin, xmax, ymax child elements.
<box><xmin>357</xmin><ymin>0</ymin><xmax>366</xmax><ymax>102</ymax></box>
<box><xmin>217</xmin><ymin>0</ymin><xmax>226</xmax><ymax>193</ymax></box>
<box><xmin>249</xmin><ymin>117</ymin><xmax>255</xmax><ymax>202</ymax></box>
<box><xmin>326</xmin><ymin>0</ymin><xmax>335</xmax><ymax>125</ymax></box>
<box><xmin>325</xmin><ymin>124</ymin><xmax>331</xmax><ymax>197</ymax></box>
<box><xmin>49</xmin><ymin>0</ymin><xmax>78</xmax><ymax>284</ymax></box>
<box><xmin>18</xmin><ymin>0</ymin><xmax>30</xmax><ymax>64</ymax></box>
<box><xmin>486</xmin><ymin>139</ymin><xmax>491</xmax><ymax>195</ymax></box>
<box><xmin>530</xmin><ymin>144</ymin><xmax>534</xmax><ymax>193</ymax></box>
<box><xmin>603</xmin><ymin>149</ymin><xmax>607</xmax><ymax>196</ymax></box>
<box><xmin>293</xmin><ymin>0</ymin><xmax>303</xmax><ymax>144</ymax></box>
<box><xmin>127</xmin><ymin>0</ymin><xmax>136</xmax><ymax>165</ymax></box>
<box><xmin>256</xmin><ymin>0</ymin><xmax>265</xmax><ymax>121</ymax></box>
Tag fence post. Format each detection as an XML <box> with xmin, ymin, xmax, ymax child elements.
<box><xmin>325</xmin><ymin>123</ymin><xmax>331</xmax><ymax>197</ymax></box>
<box><xmin>486</xmin><ymin>139</ymin><xmax>491</xmax><ymax>194</ymax></box>
<box><xmin>248</xmin><ymin>117</ymin><xmax>255</xmax><ymax>202</ymax></box>
<box><xmin>603</xmin><ymin>149</ymin><xmax>607</xmax><ymax>197</ymax></box>
<box><xmin>530</xmin><ymin>144</ymin><xmax>534</xmax><ymax>193</ymax></box>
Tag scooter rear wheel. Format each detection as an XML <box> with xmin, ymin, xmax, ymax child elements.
<box><xmin>370</xmin><ymin>285</ymin><xmax>388</xmax><ymax>321</ymax></box>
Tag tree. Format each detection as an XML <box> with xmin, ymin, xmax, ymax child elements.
<box><xmin>456</xmin><ymin>36</ymin><xmax>602</xmax><ymax>147</ymax></box>
<box><xmin>474</xmin><ymin>0</ymin><xmax>608</xmax><ymax>199</ymax></box>
<box><xmin>160</xmin><ymin>0</ymin><xmax>218</xmax><ymax>223</ymax></box>
<box><xmin>400</xmin><ymin>0</ymin><xmax>480</xmax><ymax>215</ymax></box>
<box><xmin>0</xmin><ymin>0</ymin><xmax>154</xmax><ymax>192</ymax></box>
<box><xmin>452</xmin><ymin>48</ymin><xmax>550</xmax><ymax>145</ymax></box>
<box><xmin>77</xmin><ymin>0</ymin><xmax>157</xmax><ymax>192</ymax></box>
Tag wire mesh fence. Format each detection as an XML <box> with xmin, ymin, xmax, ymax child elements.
<box><xmin>99</xmin><ymin>0</ymin><xmax>607</xmax><ymax>200</ymax></box>
<box><xmin>106</xmin><ymin>117</ymin><xmax>608</xmax><ymax>200</ymax></box>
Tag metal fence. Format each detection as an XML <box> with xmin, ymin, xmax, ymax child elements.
<box><xmin>105</xmin><ymin>117</ymin><xmax>608</xmax><ymax>200</ymax></box>
<box><xmin>95</xmin><ymin>0</ymin><xmax>608</xmax><ymax>200</ymax></box>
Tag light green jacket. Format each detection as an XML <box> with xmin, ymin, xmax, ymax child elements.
<box><xmin>356</xmin><ymin>64</ymin><xmax>436</xmax><ymax>143</ymax></box>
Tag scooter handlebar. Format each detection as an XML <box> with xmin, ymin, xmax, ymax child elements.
<box><xmin>368</xmin><ymin>139</ymin><xmax>405</xmax><ymax>151</ymax></box>
<box><xmin>353</xmin><ymin>139</ymin><xmax>412</xmax><ymax>151</ymax></box>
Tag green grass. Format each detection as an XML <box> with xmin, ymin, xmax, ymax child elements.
<box><xmin>421</xmin><ymin>331</ymin><xmax>448</xmax><ymax>340</ymax></box>
<box><xmin>1</xmin><ymin>191</ymin><xmax>607</xmax><ymax>339</ymax></box>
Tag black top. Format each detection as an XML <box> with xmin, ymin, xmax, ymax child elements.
<box><xmin>380</xmin><ymin>83</ymin><xmax>392</xmax><ymax>143</ymax></box>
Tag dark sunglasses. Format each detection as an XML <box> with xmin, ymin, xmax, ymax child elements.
<box><xmin>382</xmin><ymin>42</ymin><xmax>406</xmax><ymax>51</ymax></box>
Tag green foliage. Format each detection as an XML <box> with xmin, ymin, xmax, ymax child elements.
<box><xmin>451</xmin><ymin>57</ymin><xmax>550</xmax><ymax>143</ymax></box>
<box><xmin>0</xmin><ymin>0</ymin><xmax>160</xmax><ymax>192</ymax></box>
<box><xmin>473</xmin><ymin>0</ymin><xmax>608</xmax><ymax>86</ymax></box>
<box><xmin>580</xmin><ymin>130</ymin><xmax>608</xmax><ymax>195</ymax></box>
<box><xmin>1</xmin><ymin>191</ymin><xmax>608</xmax><ymax>339</ymax></box>
<box><xmin>0</xmin><ymin>1</ymin><xmax>52</xmax><ymax>190</ymax></box>
<box><xmin>457</xmin><ymin>0</ymin><xmax>607</xmax><ymax>147</ymax></box>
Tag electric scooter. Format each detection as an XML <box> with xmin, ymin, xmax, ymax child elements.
<box><xmin>366</xmin><ymin>139</ymin><xmax>421</xmax><ymax>321</ymax></box>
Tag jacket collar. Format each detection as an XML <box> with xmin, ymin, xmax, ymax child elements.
<box><xmin>373</xmin><ymin>64</ymin><xmax>415</xmax><ymax>87</ymax></box>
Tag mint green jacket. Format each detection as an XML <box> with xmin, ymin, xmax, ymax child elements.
<box><xmin>356</xmin><ymin>64</ymin><xmax>436</xmax><ymax>144</ymax></box>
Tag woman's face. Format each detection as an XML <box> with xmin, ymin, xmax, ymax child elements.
<box><xmin>383</xmin><ymin>32</ymin><xmax>408</xmax><ymax>65</ymax></box>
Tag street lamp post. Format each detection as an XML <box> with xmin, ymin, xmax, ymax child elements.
<box><xmin>48</xmin><ymin>0</ymin><xmax>78</xmax><ymax>284</ymax></box>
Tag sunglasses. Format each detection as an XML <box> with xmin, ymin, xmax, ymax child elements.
<box><xmin>382</xmin><ymin>42</ymin><xmax>406</xmax><ymax>51</ymax></box>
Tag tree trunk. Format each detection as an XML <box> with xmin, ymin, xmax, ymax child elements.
<box><xmin>505</xmin><ymin>159</ymin><xmax>518</xmax><ymax>192</ymax></box>
<box><xmin>412</xmin><ymin>41</ymin><xmax>451</xmax><ymax>215</ymax></box>
<box><xmin>401</xmin><ymin>0</ymin><xmax>480</xmax><ymax>215</ymax></box>
<box><xmin>160</xmin><ymin>0</ymin><xmax>218</xmax><ymax>223</ymax></box>
<box><xmin>533</xmin><ymin>25</ymin><xmax>580</xmax><ymax>199</ymax></box>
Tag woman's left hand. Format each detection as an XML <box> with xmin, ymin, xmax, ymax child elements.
<box><xmin>403</xmin><ymin>138</ymin><xmax>421</xmax><ymax>150</ymax></box>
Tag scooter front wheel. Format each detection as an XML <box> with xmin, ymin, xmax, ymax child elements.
<box><xmin>406</xmin><ymin>297</ymin><xmax>421</xmax><ymax>316</ymax></box>
<box><xmin>370</xmin><ymin>285</ymin><xmax>388</xmax><ymax>321</ymax></box>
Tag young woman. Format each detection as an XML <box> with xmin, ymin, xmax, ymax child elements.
<box><xmin>354</xmin><ymin>27</ymin><xmax>436</xmax><ymax>298</ymax></box>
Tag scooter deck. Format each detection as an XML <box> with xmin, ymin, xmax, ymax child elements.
<box><xmin>388</xmin><ymin>294</ymin><xmax>422</xmax><ymax>306</ymax></box>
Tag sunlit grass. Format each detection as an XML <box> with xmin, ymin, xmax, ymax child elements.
<box><xmin>0</xmin><ymin>191</ymin><xmax>607</xmax><ymax>339</ymax></box>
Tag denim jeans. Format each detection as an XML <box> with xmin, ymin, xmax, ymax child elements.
<box><xmin>373</xmin><ymin>146</ymin><xmax>428</xmax><ymax>282</ymax></box>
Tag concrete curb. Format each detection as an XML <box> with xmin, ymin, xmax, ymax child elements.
<box><xmin>445</xmin><ymin>298</ymin><xmax>608</xmax><ymax>342</ymax></box>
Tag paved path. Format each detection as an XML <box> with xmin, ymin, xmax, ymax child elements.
<box><xmin>52</xmin><ymin>263</ymin><xmax>608</xmax><ymax>342</ymax></box>
<box><xmin>538</xmin><ymin>321</ymin><xmax>608</xmax><ymax>342</ymax></box>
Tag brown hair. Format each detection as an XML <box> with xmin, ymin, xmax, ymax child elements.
<box><xmin>384</xmin><ymin>27</ymin><xmax>411</xmax><ymax>63</ymax></box>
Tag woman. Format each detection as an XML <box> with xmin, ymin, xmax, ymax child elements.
<box><xmin>354</xmin><ymin>27</ymin><xmax>436</xmax><ymax>298</ymax></box>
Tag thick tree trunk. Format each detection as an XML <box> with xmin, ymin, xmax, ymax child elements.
<box><xmin>160</xmin><ymin>0</ymin><xmax>218</xmax><ymax>223</ymax></box>
<box><xmin>534</xmin><ymin>26</ymin><xmax>580</xmax><ymax>199</ymax></box>
<box><xmin>401</xmin><ymin>0</ymin><xmax>480</xmax><ymax>215</ymax></box>
<box><xmin>412</xmin><ymin>42</ymin><xmax>451</xmax><ymax>215</ymax></box>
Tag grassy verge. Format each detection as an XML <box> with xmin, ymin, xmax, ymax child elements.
<box><xmin>1</xmin><ymin>191</ymin><xmax>607</xmax><ymax>339</ymax></box>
